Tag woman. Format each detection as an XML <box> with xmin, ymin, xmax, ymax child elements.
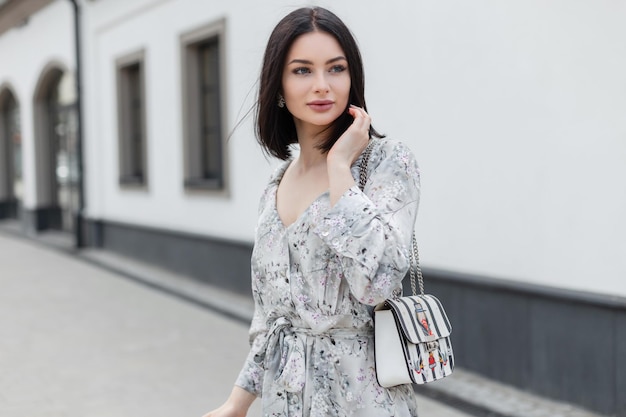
<box><xmin>204</xmin><ymin>6</ymin><xmax>420</xmax><ymax>417</ymax></box>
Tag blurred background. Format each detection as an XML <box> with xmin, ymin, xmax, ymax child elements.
<box><xmin>0</xmin><ymin>0</ymin><xmax>624</xmax><ymax>416</ymax></box>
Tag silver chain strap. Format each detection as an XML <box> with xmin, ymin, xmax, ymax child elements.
<box><xmin>359</xmin><ymin>141</ymin><xmax>374</xmax><ymax>189</ymax></box>
<box><xmin>358</xmin><ymin>141</ymin><xmax>424</xmax><ymax>297</ymax></box>
<box><xmin>410</xmin><ymin>233</ymin><xmax>424</xmax><ymax>296</ymax></box>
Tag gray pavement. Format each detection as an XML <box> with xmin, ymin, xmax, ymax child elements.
<box><xmin>0</xmin><ymin>231</ymin><xmax>472</xmax><ymax>417</ymax></box>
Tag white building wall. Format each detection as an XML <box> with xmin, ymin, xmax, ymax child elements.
<box><xmin>408</xmin><ymin>1</ymin><xmax>626</xmax><ymax>296</ymax></box>
<box><xmin>0</xmin><ymin>0</ymin><xmax>74</xmax><ymax>209</ymax></box>
<box><xmin>82</xmin><ymin>0</ymin><xmax>293</xmax><ymax>240</ymax></box>
<box><xmin>79</xmin><ymin>0</ymin><xmax>626</xmax><ymax>297</ymax></box>
<box><xmin>81</xmin><ymin>0</ymin><xmax>427</xmax><ymax>242</ymax></box>
<box><xmin>2</xmin><ymin>0</ymin><xmax>624</xmax><ymax>297</ymax></box>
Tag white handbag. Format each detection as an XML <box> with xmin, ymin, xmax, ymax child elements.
<box><xmin>359</xmin><ymin>141</ymin><xmax>455</xmax><ymax>388</ymax></box>
<box><xmin>373</xmin><ymin>270</ymin><xmax>454</xmax><ymax>387</ymax></box>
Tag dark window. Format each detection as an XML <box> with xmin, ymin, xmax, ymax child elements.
<box><xmin>117</xmin><ymin>56</ymin><xmax>146</xmax><ymax>186</ymax></box>
<box><xmin>198</xmin><ymin>39</ymin><xmax>222</xmax><ymax>182</ymax></box>
<box><xmin>182</xmin><ymin>22</ymin><xmax>226</xmax><ymax>191</ymax></box>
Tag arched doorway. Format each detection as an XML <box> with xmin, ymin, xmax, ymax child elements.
<box><xmin>0</xmin><ymin>86</ymin><xmax>22</xmax><ymax>219</ymax></box>
<box><xmin>33</xmin><ymin>65</ymin><xmax>78</xmax><ymax>232</ymax></box>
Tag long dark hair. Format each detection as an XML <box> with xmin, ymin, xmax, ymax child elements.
<box><xmin>256</xmin><ymin>7</ymin><xmax>384</xmax><ymax>160</ymax></box>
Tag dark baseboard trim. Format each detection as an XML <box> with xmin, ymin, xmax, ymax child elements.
<box><xmin>0</xmin><ymin>199</ymin><xmax>18</xmax><ymax>219</ymax></box>
<box><xmin>21</xmin><ymin>206</ymin><xmax>62</xmax><ymax>233</ymax></box>
<box><xmin>80</xmin><ymin>217</ymin><xmax>625</xmax><ymax>416</ymax></box>
<box><xmin>417</xmin><ymin>268</ymin><xmax>625</xmax><ymax>416</ymax></box>
<box><xmin>423</xmin><ymin>267</ymin><xmax>626</xmax><ymax>310</ymax></box>
<box><xmin>83</xmin><ymin>218</ymin><xmax>254</xmax><ymax>297</ymax></box>
<box><xmin>77</xmin><ymin>252</ymin><xmax>252</xmax><ymax>326</ymax></box>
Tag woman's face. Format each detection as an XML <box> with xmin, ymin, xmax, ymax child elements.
<box><xmin>281</xmin><ymin>31</ymin><xmax>351</xmax><ymax>137</ymax></box>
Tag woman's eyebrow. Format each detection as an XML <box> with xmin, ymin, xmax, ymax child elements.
<box><xmin>287</xmin><ymin>56</ymin><xmax>347</xmax><ymax>65</ymax></box>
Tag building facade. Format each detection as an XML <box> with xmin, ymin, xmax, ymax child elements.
<box><xmin>1</xmin><ymin>0</ymin><xmax>625</xmax><ymax>415</ymax></box>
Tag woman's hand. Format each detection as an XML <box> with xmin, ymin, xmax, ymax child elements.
<box><xmin>201</xmin><ymin>386</ymin><xmax>255</xmax><ymax>417</ymax></box>
<box><xmin>327</xmin><ymin>105</ymin><xmax>371</xmax><ymax>168</ymax></box>
<box><xmin>201</xmin><ymin>403</ymin><xmax>245</xmax><ymax>417</ymax></box>
<box><xmin>327</xmin><ymin>105</ymin><xmax>371</xmax><ymax>206</ymax></box>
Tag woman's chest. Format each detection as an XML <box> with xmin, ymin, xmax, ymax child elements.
<box><xmin>252</xmin><ymin>191</ymin><xmax>345</xmax><ymax>307</ymax></box>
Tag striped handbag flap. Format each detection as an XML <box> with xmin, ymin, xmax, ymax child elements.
<box><xmin>385</xmin><ymin>295</ymin><xmax>452</xmax><ymax>344</ymax></box>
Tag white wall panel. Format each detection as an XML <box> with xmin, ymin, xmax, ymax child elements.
<box><xmin>3</xmin><ymin>0</ymin><xmax>624</xmax><ymax>297</ymax></box>
<box><xmin>0</xmin><ymin>0</ymin><xmax>73</xmax><ymax>209</ymax></box>
<box><xmin>409</xmin><ymin>0</ymin><xmax>626</xmax><ymax>295</ymax></box>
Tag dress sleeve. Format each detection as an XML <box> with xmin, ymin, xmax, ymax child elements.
<box><xmin>312</xmin><ymin>140</ymin><xmax>420</xmax><ymax>306</ymax></box>
<box><xmin>234</xmin><ymin>293</ymin><xmax>266</xmax><ymax>397</ymax></box>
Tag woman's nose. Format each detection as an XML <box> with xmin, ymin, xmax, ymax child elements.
<box><xmin>312</xmin><ymin>72</ymin><xmax>330</xmax><ymax>93</ymax></box>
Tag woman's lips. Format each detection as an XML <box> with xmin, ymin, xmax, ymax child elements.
<box><xmin>307</xmin><ymin>100</ymin><xmax>334</xmax><ymax>112</ymax></box>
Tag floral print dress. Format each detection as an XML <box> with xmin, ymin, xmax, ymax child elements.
<box><xmin>235</xmin><ymin>139</ymin><xmax>421</xmax><ymax>417</ymax></box>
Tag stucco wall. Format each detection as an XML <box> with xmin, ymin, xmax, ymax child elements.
<box><xmin>1</xmin><ymin>0</ymin><xmax>625</xmax><ymax>298</ymax></box>
<box><xmin>0</xmin><ymin>0</ymin><xmax>74</xmax><ymax>209</ymax></box>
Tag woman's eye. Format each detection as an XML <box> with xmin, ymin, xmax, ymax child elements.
<box><xmin>293</xmin><ymin>67</ymin><xmax>311</xmax><ymax>75</ymax></box>
<box><xmin>330</xmin><ymin>65</ymin><xmax>347</xmax><ymax>73</ymax></box>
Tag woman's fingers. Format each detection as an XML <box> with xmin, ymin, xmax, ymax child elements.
<box><xmin>328</xmin><ymin>105</ymin><xmax>372</xmax><ymax>166</ymax></box>
<box><xmin>348</xmin><ymin>105</ymin><xmax>371</xmax><ymax>135</ymax></box>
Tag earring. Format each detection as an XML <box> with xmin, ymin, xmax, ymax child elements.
<box><xmin>277</xmin><ymin>94</ymin><xmax>285</xmax><ymax>108</ymax></box>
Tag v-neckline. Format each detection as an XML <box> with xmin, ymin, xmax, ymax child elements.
<box><xmin>272</xmin><ymin>160</ymin><xmax>329</xmax><ymax>230</ymax></box>
<box><xmin>273</xmin><ymin>188</ymin><xmax>329</xmax><ymax>230</ymax></box>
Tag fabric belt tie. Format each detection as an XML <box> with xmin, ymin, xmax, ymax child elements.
<box><xmin>261</xmin><ymin>317</ymin><xmax>307</xmax><ymax>393</ymax></box>
<box><xmin>254</xmin><ymin>317</ymin><xmax>372</xmax><ymax>416</ymax></box>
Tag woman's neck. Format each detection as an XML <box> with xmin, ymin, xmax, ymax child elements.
<box><xmin>296</xmin><ymin>139</ymin><xmax>326</xmax><ymax>170</ymax></box>
<box><xmin>294</xmin><ymin>122</ymin><xmax>330</xmax><ymax>170</ymax></box>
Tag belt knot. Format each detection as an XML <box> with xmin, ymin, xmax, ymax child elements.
<box><xmin>255</xmin><ymin>317</ymin><xmax>306</xmax><ymax>393</ymax></box>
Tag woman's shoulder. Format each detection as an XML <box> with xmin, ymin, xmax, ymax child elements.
<box><xmin>256</xmin><ymin>159</ymin><xmax>291</xmax><ymax>207</ymax></box>
<box><xmin>268</xmin><ymin>159</ymin><xmax>292</xmax><ymax>185</ymax></box>
<box><xmin>370</xmin><ymin>137</ymin><xmax>414</xmax><ymax>154</ymax></box>
<box><xmin>368</xmin><ymin>138</ymin><xmax>419</xmax><ymax>173</ymax></box>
